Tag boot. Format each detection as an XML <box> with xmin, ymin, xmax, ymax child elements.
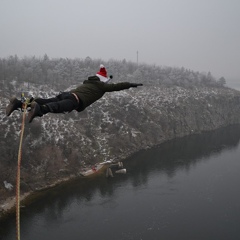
<box><xmin>28</xmin><ymin>102</ymin><xmax>44</xmax><ymax>123</ymax></box>
<box><xmin>6</xmin><ymin>97</ymin><xmax>22</xmax><ymax>116</ymax></box>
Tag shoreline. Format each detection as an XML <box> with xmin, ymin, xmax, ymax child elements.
<box><xmin>2</xmin><ymin>124</ymin><xmax>239</xmax><ymax>220</ymax></box>
<box><xmin>0</xmin><ymin>163</ymin><xmax>107</xmax><ymax>220</ymax></box>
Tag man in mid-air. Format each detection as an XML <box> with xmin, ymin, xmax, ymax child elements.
<box><xmin>6</xmin><ymin>64</ymin><xmax>143</xmax><ymax>123</ymax></box>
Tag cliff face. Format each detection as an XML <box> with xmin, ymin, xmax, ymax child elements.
<box><xmin>1</xmin><ymin>85</ymin><xmax>240</xmax><ymax>208</ymax></box>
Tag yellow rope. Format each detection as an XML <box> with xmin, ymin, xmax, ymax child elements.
<box><xmin>16</xmin><ymin>102</ymin><xmax>27</xmax><ymax>240</ymax></box>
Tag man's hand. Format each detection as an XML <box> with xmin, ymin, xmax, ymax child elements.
<box><xmin>130</xmin><ymin>83</ymin><xmax>143</xmax><ymax>88</ymax></box>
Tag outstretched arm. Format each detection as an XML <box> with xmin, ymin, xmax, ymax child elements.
<box><xmin>129</xmin><ymin>83</ymin><xmax>143</xmax><ymax>88</ymax></box>
<box><xmin>103</xmin><ymin>82</ymin><xmax>143</xmax><ymax>92</ymax></box>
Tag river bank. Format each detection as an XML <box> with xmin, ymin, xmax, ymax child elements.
<box><xmin>0</xmin><ymin>163</ymin><xmax>107</xmax><ymax>220</ymax></box>
<box><xmin>2</xmin><ymin>123</ymin><xmax>240</xmax><ymax>221</ymax></box>
<box><xmin>2</xmin><ymin>123</ymin><xmax>240</xmax><ymax>240</ymax></box>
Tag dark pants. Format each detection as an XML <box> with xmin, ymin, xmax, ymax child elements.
<box><xmin>35</xmin><ymin>92</ymin><xmax>79</xmax><ymax>114</ymax></box>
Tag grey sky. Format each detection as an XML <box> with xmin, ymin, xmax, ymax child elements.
<box><xmin>1</xmin><ymin>0</ymin><xmax>240</xmax><ymax>80</ymax></box>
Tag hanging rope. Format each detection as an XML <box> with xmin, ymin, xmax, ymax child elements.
<box><xmin>16</xmin><ymin>99</ymin><xmax>28</xmax><ymax>240</ymax></box>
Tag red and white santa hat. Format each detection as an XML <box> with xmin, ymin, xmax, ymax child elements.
<box><xmin>96</xmin><ymin>64</ymin><xmax>111</xmax><ymax>83</ymax></box>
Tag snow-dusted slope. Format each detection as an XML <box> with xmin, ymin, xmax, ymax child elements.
<box><xmin>1</xmin><ymin>84</ymin><xmax>240</xmax><ymax>210</ymax></box>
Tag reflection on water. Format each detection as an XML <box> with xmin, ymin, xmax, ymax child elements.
<box><xmin>1</xmin><ymin>125</ymin><xmax>240</xmax><ymax>240</ymax></box>
<box><xmin>126</xmin><ymin>124</ymin><xmax>240</xmax><ymax>181</ymax></box>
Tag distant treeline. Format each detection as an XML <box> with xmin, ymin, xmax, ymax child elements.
<box><xmin>0</xmin><ymin>54</ymin><xmax>226</xmax><ymax>90</ymax></box>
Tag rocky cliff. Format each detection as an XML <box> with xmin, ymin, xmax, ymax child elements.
<box><xmin>1</xmin><ymin>84</ymin><xmax>240</xmax><ymax>214</ymax></box>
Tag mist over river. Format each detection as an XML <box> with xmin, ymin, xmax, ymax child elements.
<box><xmin>1</xmin><ymin>125</ymin><xmax>240</xmax><ymax>240</ymax></box>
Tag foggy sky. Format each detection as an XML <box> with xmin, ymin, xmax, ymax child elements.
<box><xmin>1</xmin><ymin>0</ymin><xmax>240</xmax><ymax>80</ymax></box>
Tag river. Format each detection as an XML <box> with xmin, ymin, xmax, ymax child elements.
<box><xmin>1</xmin><ymin>125</ymin><xmax>240</xmax><ymax>240</ymax></box>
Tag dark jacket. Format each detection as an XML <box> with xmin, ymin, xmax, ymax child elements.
<box><xmin>71</xmin><ymin>76</ymin><xmax>133</xmax><ymax>111</ymax></box>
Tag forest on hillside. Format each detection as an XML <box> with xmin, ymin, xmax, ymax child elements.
<box><xmin>0</xmin><ymin>54</ymin><xmax>226</xmax><ymax>95</ymax></box>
